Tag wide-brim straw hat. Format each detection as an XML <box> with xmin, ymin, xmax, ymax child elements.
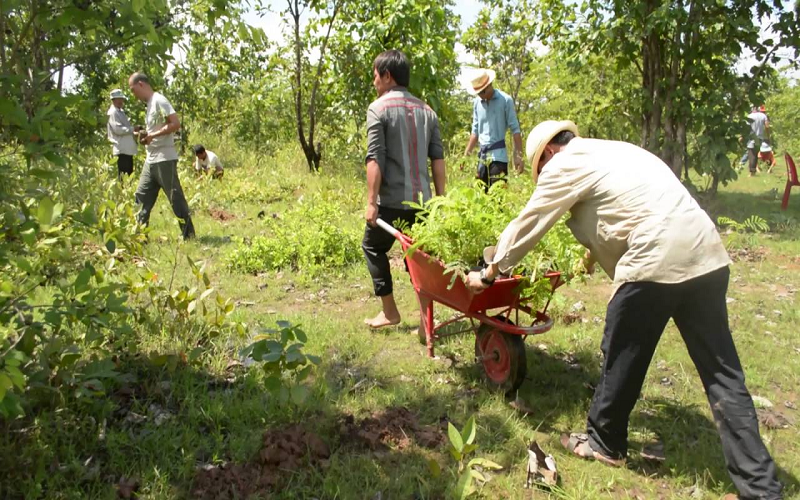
<box><xmin>464</xmin><ymin>68</ymin><xmax>496</xmax><ymax>96</ymax></box>
<box><xmin>526</xmin><ymin>120</ymin><xmax>579</xmax><ymax>183</ymax></box>
<box><xmin>109</xmin><ymin>89</ymin><xmax>127</xmax><ymax>100</ymax></box>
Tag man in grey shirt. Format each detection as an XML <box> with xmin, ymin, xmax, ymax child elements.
<box><xmin>747</xmin><ymin>105</ymin><xmax>771</xmax><ymax>177</ymax></box>
<box><xmin>128</xmin><ymin>72</ymin><xmax>195</xmax><ymax>240</ymax></box>
<box><xmin>363</xmin><ymin>50</ymin><xmax>446</xmax><ymax>329</ymax></box>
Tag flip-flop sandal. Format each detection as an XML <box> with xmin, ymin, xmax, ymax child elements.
<box><xmin>560</xmin><ymin>432</ymin><xmax>625</xmax><ymax>468</ymax></box>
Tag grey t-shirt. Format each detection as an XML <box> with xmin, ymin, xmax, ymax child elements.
<box><xmin>145</xmin><ymin>92</ymin><xmax>179</xmax><ymax>163</ymax></box>
<box><xmin>748</xmin><ymin>111</ymin><xmax>768</xmax><ymax>140</ymax></box>
<box><xmin>365</xmin><ymin>87</ymin><xmax>444</xmax><ymax>209</ymax></box>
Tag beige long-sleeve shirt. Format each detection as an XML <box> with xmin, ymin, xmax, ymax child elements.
<box><xmin>489</xmin><ymin>138</ymin><xmax>731</xmax><ymax>296</ymax></box>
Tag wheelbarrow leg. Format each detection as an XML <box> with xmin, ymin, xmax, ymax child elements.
<box><xmin>418</xmin><ymin>295</ymin><xmax>435</xmax><ymax>358</ymax></box>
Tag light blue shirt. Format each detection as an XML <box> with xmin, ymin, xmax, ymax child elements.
<box><xmin>471</xmin><ymin>88</ymin><xmax>521</xmax><ymax>164</ymax></box>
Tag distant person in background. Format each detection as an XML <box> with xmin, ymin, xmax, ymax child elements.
<box><xmin>746</xmin><ymin>105</ymin><xmax>772</xmax><ymax>177</ymax></box>
<box><xmin>463</xmin><ymin>68</ymin><xmax>523</xmax><ymax>191</ymax></box>
<box><xmin>193</xmin><ymin>145</ymin><xmax>224</xmax><ymax>179</ymax></box>
<box><xmin>128</xmin><ymin>72</ymin><xmax>195</xmax><ymax>239</ymax></box>
<box><xmin>362</xmin><ymin>49</ymin><xmax>446</xmax><ymax>329</ymax></box>
<box><xmin>756</xmin><ymin>105</ymin><xmax>777</xmax><ymax>172</ymax></box>
<box><xmin>106</xmin><ymin>89</ymin><xmax>137</xmax><ymax>179</ymax></box>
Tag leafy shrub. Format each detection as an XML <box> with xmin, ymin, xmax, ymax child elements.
<box><xmin>226</xmin><ymin>196</ymin><xmax>362</xmax><ymax>275</ymax></box>
<box><xmin>717</xmin><ymin>215</ymin><xmax>769</xmax><ymax>250</ymax></box>
<box><xmin>404</xmin><ymin>179</ymin><xmax>585</xmax><ymax>301</ymax></box>
<box><xmin>240</xmin><ymin>321</ymin><xmax>321</xmax><ymax>409</ymax></box>
<box><xmin>0</xmin><ymin>155</ymin><xmax>243</xmax><ymax>418</ymax></box>
<box><xmin>438</xmin><ymin>415</ymin><xmax>503</xmax><ymax>499</ymax></box>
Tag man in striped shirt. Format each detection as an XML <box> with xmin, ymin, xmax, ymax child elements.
<box><xmin>362</xmin><ymin>50</ymin><xmax>446</xmax><ymax>329</ymax></box>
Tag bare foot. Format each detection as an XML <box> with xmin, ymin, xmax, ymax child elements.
<box><xmin>364</xmin><ymin>311</ymin><xmax>401</xmax><ymax>329</ymax></box>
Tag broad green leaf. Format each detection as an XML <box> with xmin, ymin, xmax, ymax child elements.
<box><xmin>263</xmin><ymin>375</ymin><xmax>282</xmax><ymax>393</ymax></box>
<box><xmin>461</xmin><ymin>415</ymin><xmax>476</xmax><ymax>445</ymax></box>
<box><xmin>295</xmin><ymin>364</ymin><xmax>313</xmax><ymax>382</ymax></box>
<box><xmin>0</xmin><ymin>373</ymin><xmax>13</xmax><ymax>401</ymax></box>
<box><xmin>290</xmin><ymin>384</ymin><xmax>309</xmax><ymax>405</ymax></box>
<box><xmin>455</xmin><ymin>468</ymin><xmax>474</xmax><ymax>500</ymax></box>
<box><xmin>20</xmin><ymin>227</ymin><xmax>36</xmax><ymax>246</ymax></box>
<box><xmin>37</xmin><ymin>197</ymin><xmax>55</xmax><ymax>226</ymax></box>
<box><xmin>467</xmin><ymin>457</ymin><xmax>503</xmax><ymax>470</ymax></box>
<box><xmin>74</xmin><ymin>267</ymin><xmax>93</xmax><ymax>293</ymax></box>
<box><xmin>448</xmin><ymin>422</ymin><xmax>464</xmax><ymax>453</ymax></box>
<box><xmin>106</xmin><ymin>239</ymin><xmax>116</xmax><ymax>254</ymax></box>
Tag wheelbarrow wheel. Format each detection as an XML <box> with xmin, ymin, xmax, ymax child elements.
<box><xmin>474</xmin><ymin>321</ymin><xmax>527</xmax><ymax>394</ymax></box>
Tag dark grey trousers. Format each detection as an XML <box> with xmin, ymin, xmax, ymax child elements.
<box><xmin>135</xmin><ymin>160</ymin><xmax>195</xmax><ymax>239</ymax></box>
<box><xmin>587</xmin><ymin>267</ymin><xmax>782</xmax><ymax>500</ymax></box>
<box><xmin>362</xmin><ymin>206</ymin><xmax>417</xmax><ymax>297</ymax></box>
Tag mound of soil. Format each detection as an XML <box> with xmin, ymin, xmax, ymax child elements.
<box><xmin>191</xmin><ymin>424</ymin><xmax>330</xmax><ymax>500</ymax></box>
<box><xmin>339</xmin><ymin>407</ymin><xmax>444</xmax><ymax>451</ymax></box>
<box><xmin>208</xmin><ymin>207</ymin><xmax>236</xmax><ymax>222</ymax></box>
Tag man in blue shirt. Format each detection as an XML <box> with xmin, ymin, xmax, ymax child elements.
<box><xmin>464</xmin><ymin>68</ymin><xmax>523</xmax><ymax>190</ymax></box>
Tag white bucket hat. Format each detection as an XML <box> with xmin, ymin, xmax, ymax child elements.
<box><xmin>526</xmin><ymin>120</ymin><xmax>579</xmax><ymax>183</ymax></box>
<box><xmin>464</xmin><ymin>68</ymin><xmax>496</xmax><ymax>96</ymax></box>
<box><xmin>109</xmin><ymin>89</ymin><xmax>127</xmax><ymax>100</ymax></box>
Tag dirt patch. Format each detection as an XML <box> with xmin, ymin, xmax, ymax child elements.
<box><xmin>339</xmin><ymin>407</ymin><xmax>445</xmax><ymax>451</ymax></box>
<box><xmin>728</xmin><ymin>246</ymin><xmax>767</xmax><ymax>262</ymax></box>
<box><xmin>208</xmin><ymin>207</ymin><xmax>236</xmax><ymax>222</ymax></box>
<box><xmin>757</xmin><ymin>408</ymin><xmax>794</xmax><ymax>430</ymax></box>
<box><xmin>191</xmin><ymin>424</ymin><xmax>330</xmax><ymax>500</ymax></box>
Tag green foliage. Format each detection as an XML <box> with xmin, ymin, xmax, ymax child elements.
<box><xmin>443</xmin><ymin>415</ymin><xmax>503</xmax><ymax>499</ymax></box>
<box><xmin>240</xmin><ymin>321</ymin><xmax>321</xmax><ymax>408</ymax></box>
<box><xmin>404</xmin><ymin>180</ymin><xmax>584</xmax><ymax>302</ymax></box>
<box><xmin>766</xmin><ymin>76</ymin><xmax>800</xmax><ymax>160</ymax></box>
<box><xmin>0</xmin><ymin>154</ymin><xmax>242</xmax><ymax>418</ymax></box>
<box><xmin>717</xmin><ymin>215</ymin><xmax>770</xmax><ymax>250</ymax></box>
<box><xmin>539</xmin><ymin>0</ymin><xmax>800</xmax><ymax>193</ymax></box>
<box><xmin>226</xmin><ymin>196</ymin><xmax>362</xmax><ymax>275</ymax></box>
<box><xmin>326</xmin><ymin>0</ymin><xmax>462</xmax><ymax>135</ymax></box>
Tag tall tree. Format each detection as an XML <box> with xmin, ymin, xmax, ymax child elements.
<box><xmin>285</xmin><ymin>0</ymin><xmax>341</xmax><ymax>172</ymax></box>
<box><xmin>540</xmin><ymin>0</ymin><xmax>800</xmax><ymax>193</ymax></box>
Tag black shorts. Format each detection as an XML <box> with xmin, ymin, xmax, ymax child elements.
<box><xmin>117</xmin><ymin>154</ymin><xmax>133</xmax><ymax>176</ymax></box>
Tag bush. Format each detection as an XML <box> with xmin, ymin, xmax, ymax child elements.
<box><xmin>0</xmin><ymin>153</ymin><xmax>243</xmax><ymax>418</ymax></box>
<box><xmin>226</xmin><ymin>196</ymin><xmax>362</xmax><ymax>275</ymax></box>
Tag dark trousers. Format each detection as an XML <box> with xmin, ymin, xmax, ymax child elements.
<box><xmin>117</xmin><ymin>154</ymin><xmax>133</xmax><ymax>177</ymax></box>
<box><xmin>748</xmin><ymin>146</ymin><xmax>759</xmax><ymax>174</ymax></box>
<box><xmin>135</xmin><ymin>160</ymin><xmax>195</xmax><ymax>239</ymax></box>
<box><xmin>362</xmin><ymin>206</ymin><xmax>417</xmax><ymax>296</ymax></box>
<box><xmin>587</xmin><ymin>267</ymin><xmax>781</xmax><ymax>499</ymax></box>
<box><xmin>477</xmin><ymin>161</ymin><xmax>508</xmax><ymax>192</ymax></box>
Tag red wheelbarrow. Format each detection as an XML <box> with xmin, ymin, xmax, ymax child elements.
<box><xmin>376</xmin><ymin>219</ymin><xmax>563</xmax><ymax>393</ymax></box>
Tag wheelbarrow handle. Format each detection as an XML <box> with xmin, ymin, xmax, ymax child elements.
<box><xmin>375</xmin><ymin>218</ymin><xmax>399</xmax><ymax>238</ymax></box>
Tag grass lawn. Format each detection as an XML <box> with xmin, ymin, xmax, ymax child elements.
<box><xmin>3</xmin><ymin>151</ymin><xmax>800</xmax><ymax>499</ymax></box>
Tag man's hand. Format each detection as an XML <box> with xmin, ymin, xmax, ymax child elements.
<box><xmin>513</xmin><ymin>155</ymin><xmax>524</xmax><ymax>174</ymax></box>
<box><xmin>466</xmin><ymin>270</ymin><xmax>490</xmax><ymax>293</ymax></box>
<box><xmin>141</xmin><ymin>133</ymin><xmax>153</xmax><ymax>145</ymax></box>
<box><xmin>365</xmin><ymin>202</ymin><xmax>379</xmax><ymax>227</ymax></box>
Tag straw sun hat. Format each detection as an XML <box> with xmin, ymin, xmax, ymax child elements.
<box><xmin>464</xmin><ymin>68</ymin><xmax>496</xmax><ymax>96</ymax></box>
<box><xmin>526</xmin><ymin>120</ymin><xmax>579</xmax><ymax>183</ymax></box>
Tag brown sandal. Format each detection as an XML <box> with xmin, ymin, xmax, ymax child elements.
<box><xmin>560</xmin><ymin>432</ymin><xmax>625</xmax><ymax>467</ymax></box>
